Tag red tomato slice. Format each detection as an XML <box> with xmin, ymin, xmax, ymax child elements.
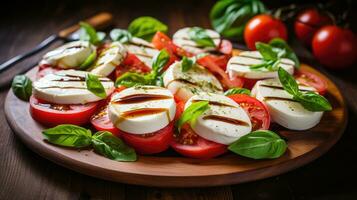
<box><xmin>218</xmin><ymin>39</ymin><xmax>233</xmax><ymax>55</ymax></box>
<box><xmin>120</xmin><ymin>122</ymin><xmax>174</xmax><ymax>155</ymax></box>
<box><xmin>171</xmin><ymin>124</ymin><xmax>227</xmax><ymax>159</ymax></box>
<box><xmin>90</xmin><ymin>105</ymin><xmax>121</xmax><ymax>137</ymax></box>
<box><xmin>36</xmin><ymin>64</ymin><xmax>61</xmax><ymax>79</ymax></box>
<box><xmin>115</xmin><ymin>53</ymin><xmax>151</xmax><ymax>78</ymax></box>
<box><xmin>174</xmin><ymin>96</ymin><xmax>185</xmax><ymax>120</ymax></box>
<box><xmin>242</xmin><ymin>78</ymin><xmax>258</xmax><ymax>90</ymax></box>
<box><xmin>29</xmin><ymin>96</ymin><xmax>99</xmax><ymax>127</ymax></box>
<box><xmin>295</xmin><ymin>69</ymin><xmax>328</xmax><ymax>95</ymax></box>
<box><xmin>228</xmin><ymin>94</ymin><xmax>270</xmax><ymax>131</ymax></box>
<box><xmin>197</xmin><ymin>56</ymin><xmax>244</xmax><ymax>89</ymax></box>
<box><xmin>152</xmin><ymin>31</ymin><xmax>193</xmax><ymax>57</ymax></box>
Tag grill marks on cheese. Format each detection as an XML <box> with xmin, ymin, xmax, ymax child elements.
<box><xmin>123</xmin><ymin>37</ymin><xmax>159</xmax><ymax>67</ymax></box>
<box><xmin>227</xmin><ymin>51</ymin><xmax>295</xmax><ymax>79</ymax></box>
<box><xmin>108</xmin><ymin>86</ymin><xmax>176</xmax><ymax>134</ymax></box>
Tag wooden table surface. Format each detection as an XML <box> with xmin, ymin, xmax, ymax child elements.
<box><xmin>1</xmin><ymin>0</ymin><xmax>357</xmax><ymax>199</ymax></box>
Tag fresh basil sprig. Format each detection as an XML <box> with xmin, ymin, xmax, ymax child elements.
<box><xmin>92</xmin><ymin>131</ymin><xmax>137</xmax><ymax>162</ymax></box>
<box><xmin>43</xmin><ymin>125</ymin><xmax>137</xmax><ymax>162</ymax></box>
<box><xmin>42</xmin><ymin>125</ymin><xmax>92</xmax><ymax>148</ymax></box>
<box><xmin>224</xmin><ymin>88</ymin><xmax>251</xmax><ymax>96</ymax></box>
<box><xmin>188</xmin><ymin>27</ymin><xmax>216</xmax><ymax>48</ymax></box>
<box><xmin>210</xmin><ymin>0</ymin><xmax>266</xmax><ymax>39</ymax></box>
<box><xmin>11</xmin><ymin>75</ymin><xmax>32</xmax><ymax>101</ymax></box>
<box><xmin>79</xmin><ymin>22</ymin><xmax>105</xmax><ymax>45</ymax></box>
<box><xmin>110</xmin><ymin>28</ymin><xmax>132</xmax><ymax>43</ymax></box>
<box><xmin>251</xmin><ymin>41</ymin><xmax>299</xmax><ymax>71</ymax></box>
<box><xmin>85</xmin><ymin>73</ymin><xmax>107</xmax><ymax>98</ymax></box>
<box><xmin>278</xmin><ymin>67</ymin><xmax>332</xmax><ymax>111</ymax></box>
<box><xmin>181</xmin><ymin>56</ymin><xmax>196</xmax><ymax>72</ymax></box>
<box><xmin>228</xmin><ymin>130</ymin><xmax>287</xmax><ymax>159</ymax></box>
<box><xmin>128</xmin><ymin>16</ymin><xmax>168</xmax><ymax>41</ymax></box>
<box><xmin>79</xmin><ymin>50</ymin><xmax>97</xmax><ymax>70</ymax></box>
<box><xmin>115</xmin><ymin>49</ymin><xmax>170</xmax><ymax>87</ymax></box>
<box><xmin>269</xmin><ymin>38</ymin><xmax>300</xmax><ymax>67</ymax></box>
<box><xmin>175</xmin><ymin>101</ymin><xmax>210</xmax><ymax>133</ymax></box>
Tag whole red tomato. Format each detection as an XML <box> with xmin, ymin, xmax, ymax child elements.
<box><xmin>244</xmin><ymin>14</ymin><xmax>288</xmax><ymax>50</ymax></box>
<box><xmin>312</xmin><ymin>25</ymin><xmax>356</xmax><ymax>69</ymax></box>
<box><xmin>294</xmin><ymin>8</ymin><xmax>333</xmax><ymax>46</ymax></box>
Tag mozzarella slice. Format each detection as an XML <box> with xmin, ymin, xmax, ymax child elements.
<box><xmin>123</xmin><ymin>37</ymin><xmax>159</xmax><ymax>67</ymax></box>
<box><xmin>40</xmin><ymin>41</ymin><xmax>96</xmax><ymax>69</ymax></box>
<box><xmin>173</xmin><ymin>27</ymin><xmax>221</xmax><ymax>55</ymax></box>
<box><xmin>227</xmin><ymin>51</ymin><xmax>295</xmax><ymax>79</ymax></box>
<box><xmin>108</xmin><ymin>86</ymin><xmax>176</xmax><ymax>134</ymax></box>
<box><xmin>251</xmin><ymin>79</ymin><xmax>323</xmax><ymax>130</ymax></box>
<box><xmin>185</xmin><ymin>93</ymin><xmax>252</xmax><ymax>145</ymax></box>
<box><xmin>163</xmin><ymin>61</ymin><xmax>223</xmax><ymax>102</ymax></box>
<box><xmin>33</xmin><ymin>70</ymin><xmax>114</xmax><ymax>104</ymax></box>
<box><xmin>90</xmin><ymin>42</ymin><xmax>127</xmax><ymax>76</ymax></box>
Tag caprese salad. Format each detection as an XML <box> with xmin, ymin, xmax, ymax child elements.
<box><xmin>11</xmin><ymin>17</ymin><xmax>332</xmax><ymax>162</ymax></box>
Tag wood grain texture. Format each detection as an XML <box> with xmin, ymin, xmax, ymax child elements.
<box><xmin>1</xmin><ymin>0</ymin><xmax>357</xmax><ymax>199</ymax></box>
<box><xmin>4</xmin><ymin>60</ymin><xmax>347</xmax><ymax>187</ymax></box>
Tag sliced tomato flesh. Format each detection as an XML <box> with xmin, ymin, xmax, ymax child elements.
<box><xmin>171</xmin><ymin>124</ymin><xmax>227</xmax><ymax>159</ymax></box>
<box><xmin>228</xmin><ymin>94</ymin><xmax>270</xmax><ymax>131</ymax></box>
<box><xmin>115</xmin><ymin>53</ymin><xmax>151</xmax><ymax>78</ymax></box>
<box><xmin>295</xmin><ymin>69</ymin><xmax>328</xmax><ymax>95</ymax></box>
<box><xmin>90</xmin><ymin>105</ymin><xmax>121</xmax><ymax>137</ymax></box>
<box><xmin>29</xmin><ymin>96</ymin><xmax>99</xmax><ymax>127</ymax></box>
<box><xmin>152</xmin><ymin>31</ymin><xmax>193</xmax><ymax>58</ymax></box>
<box><xmin>120</xmin><ymin>122</ymin><xmax>174</xmax><ymax>155</ymax></box>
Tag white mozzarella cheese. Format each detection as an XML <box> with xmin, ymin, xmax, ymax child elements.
<box><xmin>108</xmin><ymin>86</ymin><xmax>176</xmax><ymax>134</ymax></box>
<box><xmin>185</xmin><ymin>93</ymin><xmax>252</xmax><ymax>145</ymax></box>
<box><xmin>90</xmin><ymin>42</ymin><xmax>127</xmax><ymax>76</ymax></box>
<box><xmin>227</xmin><ymin>51</ymin><xmax>295</xmax><ymax>79</ymax></box>
<box><xmin>163</xmin><ymin>61</ymin><xmax>223</xmax><ymax>102</ymax></box>
<box><xmin>33</xmin><ymin>70</ymin><xmax>114</xmax><ymax>104</ymax></box>
<box><xmin>173</xmin><ymin>27</ymin><xmax>221</xmax><ymax>55</ymax></box>
<box><xmin>123</xmin><ymin>37</ymin><xmax>159</xmax><ymax>67</ymax></box>
<box><xmin>40</xmin><ymin>41</ymin><xmax>96</xmax><ymax>69</ymax></box>
<box><xmin>251</xmin><ymin>79</ymin><xmax>323</xmax><ymax>130</ymax></box>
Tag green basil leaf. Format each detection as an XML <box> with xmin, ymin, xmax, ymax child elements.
<box><xmin>250</xmin><ymin>60</ymin><xmax>274</xmax><ymax>71</ymax></box>
<box><xmin>255</xmin><ymin>42</ymin><xmax>278</xmax><ymax>60</ymax></box>
<box><xmin>175</xmin><ymin>101</ymin><xmax>210</xmax><ymax>133</ymax></box>
<box><xmin>181</xmin><ymin>56</ymin><xmax>196</xmax><ymax>72</ymax></box>
<box><xmin>188</xmin><ymin>27</ymin><xmax>216</xmax><ymax>48</ymax></box>
<box><xmin>11</xmin><ymin>75</ymin><xmax>32</xmax><ymax>101</ymax></box>
<box><xmin>110</xmin><ymin>28</ymin><xmax>132</xmax><ymax>43</ymax></box>
<box><xmin>278</xmin><ymin>67</ymin><xmax>300</xmax><ymax>96</ymax></box>
<box><xmin>85</xmin><ymin>73</ymin><xmax>107</xmax><ymax>98</ymax></box>
<box><xmin>115</xmin><ymin>72</ymin><xmax>149</xmax><ymax>87</ymax></box>
<box><xmin>294</xmin><ymin>92</ymin><xmax>332</xmax><ymax>112</ymax></box>
<box><xmin>92</xmin><ymin>131</ymin><xmax>137</xmax><ymax>162</ymax></box>
<box><xmin>128</xmin><ymin>16</ymin><xmax>168</xmax><ymax>41</ymax></box>
<box><xmin>79</xmin><ymin>22</ymin><xmax>100</xmax><ymax>45</ymax></box>
<box><xmin>42</xmin><ymin>125</ymin><xmax>92</xmax><ymax>148</ymax></box>
<box><xmin>79</xmin><ymin>50</ymin><xmax>97</xmax><ymax>70</ymax></box>
<box><xmin>269</xmin><ymin>38</ymin><xmax>300</xmax><ymax>67</ymax></box>
<box><xmin>152</xmin><ymin>49</ymin><xmax>170</xmax><ymax>74</ymax></box>
<box><xmin>228</xmin><ymin>130</ymin><xmax>287</xmax><ymax>159</ymax></box>
<box><xmin>224</xmin><ymin>88</ymin><xmax>251</xmax><ymax>96</ymax></box>
<box><xmin>210</xmin><ymin>0</ymin><xmax>266</xmax><ymax>39</ymax></box>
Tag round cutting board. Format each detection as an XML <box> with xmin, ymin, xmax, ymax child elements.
<box><xmin>5</xmin><ymin>56</ymin><xmax>347</xmax><ymax>187</ymax></box>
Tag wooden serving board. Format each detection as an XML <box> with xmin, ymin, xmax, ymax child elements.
<box><xmin>4</xmin><ymin>58</ymin><xmax>347</xmax><ymax>187</ymax></box>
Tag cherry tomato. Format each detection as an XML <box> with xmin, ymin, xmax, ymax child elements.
<box><xmin>120</xmin><ymin>122</ymin><xmax>174</xmax><ymax>155</ymax></box>
<box><xmin>152</xmin><ymin>31</ymin><xmax>192</xmax><ymax>57</ymax></box>
<box><xmin>36</xmin><ymin>64</ymin><xmax>61</xmax><ymax>79</ymax></box>
<box><xmin>294</xmin><ymin>8</ymin><xmax>333</xmax><ymax>46</ymax></box>
<box><xmin>197</xmin><ymin>55</ymin><xmax>244</xmax><ymax>89</ymax></box>
<box><xmin>115</xmin><ymin>53</ymin><xmax>151</xmax><ymax>78</ymax></box>
<box><xmin>29</xmin><ymin>96</ymin><xmax>99</xmax><ymax>127</ymax></box>
<box><xmin>312</xmin><ymin>26</ymin><xmax>357</xmax><ymax>69</ymax></box>
<box><xmin>171</xmin><ymin>124</ymin><xmax>227</xmax><ymax>159</ymax></box>
<box><xmin>295</xmin><ymin>69</ymin><xmax>328</xmax><ymax>95</ymax></box>
<box><xmin>228</xmin><ymin>94</ymin><xmax>270</xmax><ymax>131</ymax></box>
<box><xmin>90</xmin><ymin>105</ymin><xmax>121</xmax><ymax>137</ymax></box>
<box><xmin>244</xmin><ymin>14</ymin><xmax>288</xmax><ymax>50</ymax></box>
